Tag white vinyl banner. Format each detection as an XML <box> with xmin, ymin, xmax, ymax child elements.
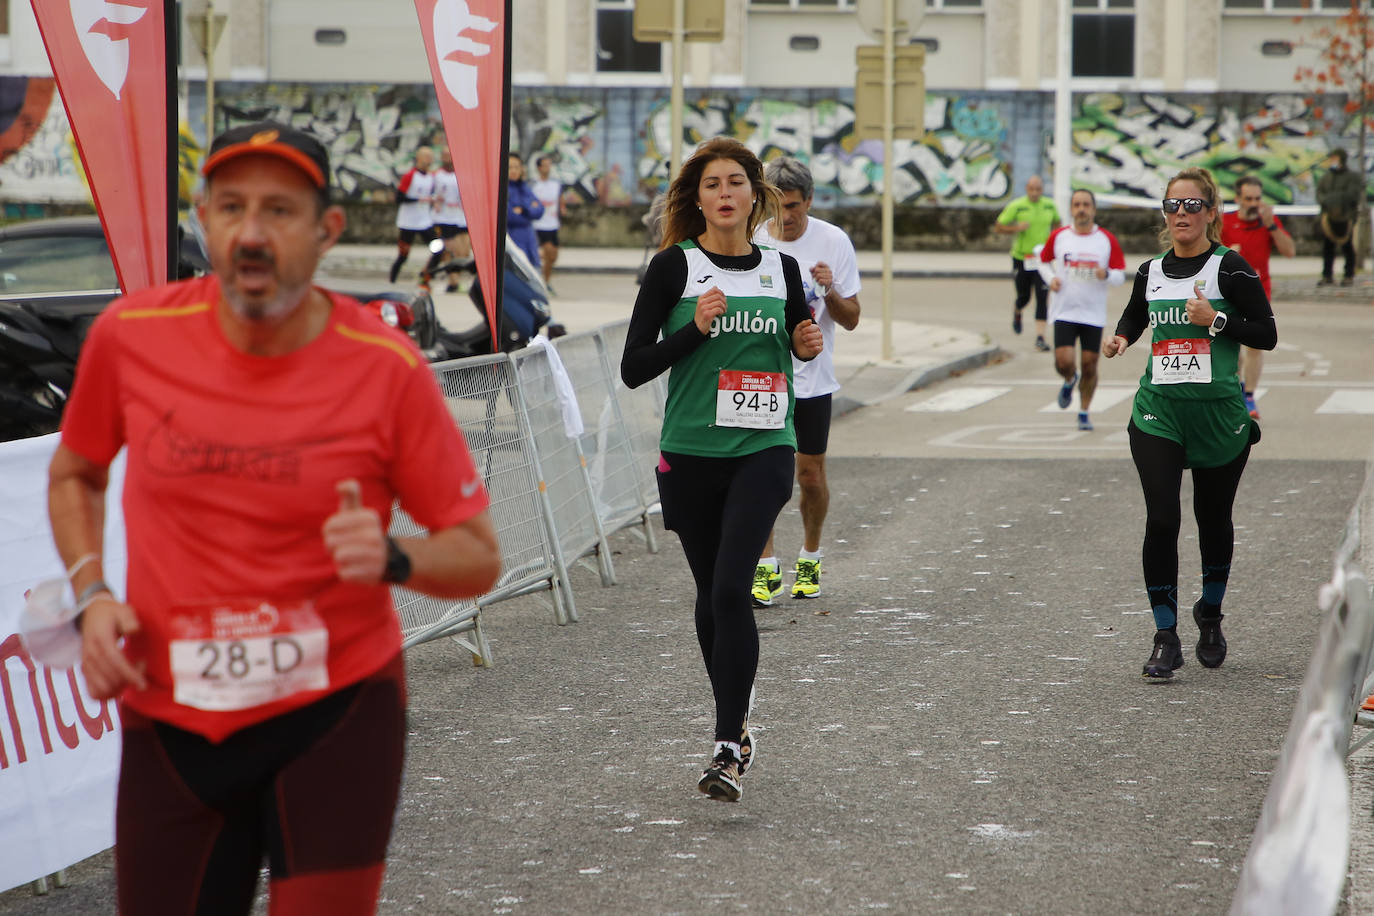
<box><xmin>0</xmin><ymin>434</ymin><xmax>127</xmax><ymax>892</ymax></box>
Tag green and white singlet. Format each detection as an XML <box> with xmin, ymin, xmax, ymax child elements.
<box><xmin>659</xmin><ymin>241</ymin><xmax>796</xmax><ymax>458</ymax></box>
<box><xmin>1130</xmin><ymin>247</ymin><xmax>1254</xmax><ymax>467</ymax></box>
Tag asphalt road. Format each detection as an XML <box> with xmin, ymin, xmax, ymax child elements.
<box><xmin>4</xmin><ymin>272</ymin><xmax>1370</xmax><ymax>915</ymax></box>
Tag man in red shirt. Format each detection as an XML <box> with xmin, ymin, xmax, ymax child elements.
<box><xmin>47</xmin><ymin>122</ymin><xmax>501</xmax><ymax>915</ymax></box>
<box><xmin>1221</xmin><ymin>175</ymin><xmax>1295</xmax><ymax>419</ymax></box>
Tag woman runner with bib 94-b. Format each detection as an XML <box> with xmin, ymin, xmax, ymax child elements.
<box><xmin>621</xmin><ymin>137</ymin><xmax>822</xmax><ymax>801</ymax></box>
<box><xmin>1103</xmin><ymin>167</ymin><xmax>1277</xmax><ymax>680</ymax></box>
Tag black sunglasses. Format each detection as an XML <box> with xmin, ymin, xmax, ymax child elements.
<box><xmin>1162</xmin><ymin>197</ymin><xmax>1212</xmax><ymax>214</ymax></box>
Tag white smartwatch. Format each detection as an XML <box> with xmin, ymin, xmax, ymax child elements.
<box><xmin>1208</xmin><ymin>312</ymin><xmax>1227</xmax><ymax>337</ymax></box>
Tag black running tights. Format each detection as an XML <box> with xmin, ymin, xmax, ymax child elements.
<box><xmin>657</xmin><ymin>446</ymin><xmax>794</xmax><ymax>742</ymax></box>
<box><xmin>1128</xmin><ymin>422</ymin><xmax>1251</xmax><ymax>629</ymax></box>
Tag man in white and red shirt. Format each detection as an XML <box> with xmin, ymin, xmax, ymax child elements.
<box><xmin>389</xmin><ymin>145</ymin><xmax>437</xmax><ymax>283</ymax></box>
<box><xmin>48</xmin><ymin>122</ymin><xmax>500</xmax><ymax>915</ymax></box>
<box><xmin>1038</xmin><ymin>189</ymin><xmax>1126</xmax><ymax>431</ymax></box>
<box><xmin>1221</xmin><ymin>174</ymin><xmax>1294</xmax><ymax>419</ymax></box>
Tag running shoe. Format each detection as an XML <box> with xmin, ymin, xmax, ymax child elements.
<box><xmin>1012</xmin><ymin>307</ymin><xmax>1023</xmax><ymax>334</ymax></box>
<box><xmin>1142</xmin><ymin>629</ymin><xmax>1184</xmax><ymax>679</ymax></box>
<box><xmin>1077</xmin><ymin>412</ymin><xmax>1092</xmax><ymax>431</ymax></box>
<box><xmin>1035</xmin><ymin>336</ymin><xmax>1051</xmax><ymax>352</ymax></box>
<box><xmin>697</xmin><ymin>748</ymin><xmax>742</xmax><ymax>802</ymax></box>
<box><xmin>792</xmin><ymin>558</ymin><xmax>821</xmax><ymax>599</ymax></box>
<box><xmin>739</xmin><ymin>722</ymin><xmax>754</xmax><ymax>776</ymax></box>
<box><xmin>1243</xmin><ymin>392</ymin><xmax>1259</xmax><ymax>420</ymax></box>
<box><xmin>752</xmin><ymin>562</ymin><xmax>782</xmax><ymax>607</ymax></box>
<box><xmin>1192</xmin><ymin>600</ymin><xmax>1227</xmax><ymax>668</ymax></box>
<box><xmin>1057</xmin><ymin>373</ymin><xmax>1078</xmax><ymax>409</ymax></box>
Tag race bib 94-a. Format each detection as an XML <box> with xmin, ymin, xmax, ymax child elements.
<box><xmin>1151</xmin><ymin>338</ymin><xmax>1212</xmax><ymax>384</ymax></box>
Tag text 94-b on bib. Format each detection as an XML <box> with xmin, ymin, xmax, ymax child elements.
<box><xmin>716</xmin><ymin>370</ymin><xmax>788</xmax><ymax>429</ymax></box>
<box><xmin>1152</xmin><ymin>338</ymin><xmax>1212</xmax><ymax>385</ymax></box>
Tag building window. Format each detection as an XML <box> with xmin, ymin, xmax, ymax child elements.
<box><xmin>0</xmin><ymin>0</ymin><xmax>8</xmax><ymax>36</ymax></box>
<box><xmin>1071</xmin><ymin>0</ymin><xmax>1134</xmax><ymax>78</ymax></box>
<box><xmin>596</xmin><ymin>2</ymin><xmax>661</xmax><ymax>74</ymax></box>
<box><xmin>926</xmin><ymin>0</ymin><xmax>983</xmax><ymax>7</ymax></box>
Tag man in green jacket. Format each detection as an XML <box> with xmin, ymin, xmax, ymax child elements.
<box><xmin>1316</xmin><ymin>148</ymin><xmax>1365</xmax><ymax>286</ymax></box>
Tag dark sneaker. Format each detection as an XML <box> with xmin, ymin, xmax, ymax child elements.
<box><xmin>697</xmin><ymin>749</ymin><xmax>742</xmax><ymax>802</ymax></box>
<box><xmin>1341</xmin><ymin>276</ymin><xmax>1354</xmax><ymax>287</ymax></box>
<box><xmin>739</xmin><ymin>723</ymin><xmax>754</xmax><ymax>776</ymax></box>
<box><xmin>1142</xmin><ymin>629</ymin><xmax>1184</xmax><ymax>679</ymax></box>
<box><xmin>1013</xmin><ymin>307</ymin><xmax>1023</xmax><ymax>334</ymax></box>
<box><xmin>1057</xmin><ymin>374</ymin><xmax>1078</xmax><ymax>409</ymax></box>
<box><xmin>1035</xmin><ymin>336</ymin><xmax>1051</xmax><ymax>352</ymax></box>
<box><xmin>1192</xmin><ymin>600</ymin><xmax>1227</xmax><ymax>668</ymax></box>
<box><xmin>1318</xmin><ymin>277</ymin><xmax>1334</xmax><ymax>287</ymax></box>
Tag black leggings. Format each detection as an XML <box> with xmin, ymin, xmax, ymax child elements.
<box><xmin>115</xmin><ymin>654</ymin><xmax>407</xmax><ymax>916</ymax></box>
<box><xmin>1012</xmin><ymin>257</ymin><xmax>1049</xmax><ymax>321</ymax></box>
<box><xmin>657</xmin><ymin>446</ymin><xmax>794</xmax><ymax>742</ymax></box>
<box><xmin>1128</xmin><ymin>423</ymin><xmax>1251</xmax><ymax>630</ymax></box>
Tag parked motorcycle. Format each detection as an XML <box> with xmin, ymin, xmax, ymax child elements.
<box><xmin>419</xmin><ymin>235</ymin><xmax>561</xmax><ymax>361</ymax></box>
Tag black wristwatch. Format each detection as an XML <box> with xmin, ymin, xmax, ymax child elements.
<box><xmin>1209</xmin><ymin>311</ymin><xmax>1228</xmax><ymax>337</ymax></box>
<box><xmin>1265</xmin><ymin>223</ymin><xmax>1278</xmax><ymax>231</ymax></box>
<box><xmin>382</xmin><ymin>537</ymin><xmax>412</xmax><ymax>584</ymax></box>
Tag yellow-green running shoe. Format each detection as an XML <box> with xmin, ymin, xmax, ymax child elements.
<box><xmin>752</xmin><ymin>562</ymin><xmax>782</xmax><ymax>607</ymax></box>
<box><xmin>791</xmin><ymin>558</ymin><xmax>821</xmax><ymax>599</ymax></box>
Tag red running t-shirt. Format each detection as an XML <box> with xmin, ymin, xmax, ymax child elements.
<box><xmin>61</xmin><ymin>275</ymin><xmax>489</xmax><ymax>741</ymax></box>
<box><xmin>1221</xmin><ymin>211</ymin><xmax>1283</xmax><ymax>298</ymax></box>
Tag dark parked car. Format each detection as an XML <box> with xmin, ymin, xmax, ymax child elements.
<box><xmin>0</xmin><ymin>216</ymin><xmax>435</xmax><ymax>441</ymax></box>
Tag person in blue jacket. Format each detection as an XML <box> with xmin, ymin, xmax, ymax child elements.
<box><xmin>507</xmin><ymin>154</ymin><xmax>544</xmax><ymax>269</ymax></box>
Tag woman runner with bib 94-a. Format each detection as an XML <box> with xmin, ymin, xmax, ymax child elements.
<box><xmin>621</xmin><ymin>137</ymin><xmax>822</xmax><ymax>801</ymax></box>
<box><xmin>1103</xmin><ymin>167</ymin><xmax>1276</xmax><ymax>680</ymax></box>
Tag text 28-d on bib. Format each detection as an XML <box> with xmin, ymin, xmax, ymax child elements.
<box><xmin>168</xmin><ymin>598</ymin><xmax>329</xmax><ymax>712</ymax></box>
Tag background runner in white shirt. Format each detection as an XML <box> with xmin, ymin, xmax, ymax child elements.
<box><xmin>1037</xmin><ymin>189</ymin><xmax>1125</xmax><ymax>431</ymax></box>
<box><xmin>389</xmin><ymin>146</ymin><xmax>437</xmax><ymax>283</ymax></box>
<box><xmin>531</xmin><ymin>155</ymin><xmax>563</xmax><ymax>292</ymax></box>
<box><xmin>429</xmin><ymin>147</ymin><xmax>470</xmax><ymax>292</ymax></box>
<box><xmin>749</xmin><ymin>157</ymin><xmax>861</xmax><ymax>604</ymax></box>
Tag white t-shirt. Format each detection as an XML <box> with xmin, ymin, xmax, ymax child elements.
<box><xmin>433</xmin><ymin>168</ymin><xmax>466</xmax><ymax>227</ymax></box>
<box><xmin>1037</xmin><ymin>224</ymin><xmax>1126</xmax><ymax>328</ymax></box>
<box><xmin>395</xmin><ymin>168</ymin><xmax>436</xmax><ymax>231</ymax></box>
<box><xmin>531</xmin><ymin>178</ymin><xmax>561</xmax><ymax>231</ymax></box>
<box><xmin>752</xmin><ymin>215</ymin><xmax>861</xmax><ymax>399</ymax></box>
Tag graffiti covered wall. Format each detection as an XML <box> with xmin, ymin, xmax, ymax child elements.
<box><xmin>0</xmin><ymin>76</ymin><xmax>1367</xmax><ymax>217</ymax></box>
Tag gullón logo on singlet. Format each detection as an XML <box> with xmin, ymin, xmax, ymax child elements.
<box><xmin>709</xmin><ymin>309</ymin><xmax>779</xmax><ymax>339</ymax></box>
<box><xmin>1149</xmin><ymin>306</ymin><xmax>1190</xmax><ymax>329</ymax></box>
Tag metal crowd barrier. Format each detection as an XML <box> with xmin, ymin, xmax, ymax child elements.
<box><xmin>1230</xmin><ymin>464</ymin><xmax>1374</xmax><ymax>915</ymax></box>
<box><xmin>512</xmin><ymin>343</ymin><xmax>617</xmax><ymax>588</ymax></box>
<box><xmin>394</xmin><ymin>325</ymin><xmax>665</xmax><ymax>662</ymax></box>
<box><xmin>552</xmin><ymin>327</ymin><xmax>660</xmax><ymax>552</ymax></box>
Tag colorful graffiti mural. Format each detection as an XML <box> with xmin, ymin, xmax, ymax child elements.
<box><xmin>1067</xmin><ymin>92</ymin><xmax>1338</xmax><ymax>204</ymax></box>
<box><xmin>638</xmin><ymin>92</ymin><xmax>1013</xmax><ymax>206</ymax></box>
<box><xmin>0</xmin><ymin>75</ymin><xmax>1366</xmax><ymax>213</ymax></box>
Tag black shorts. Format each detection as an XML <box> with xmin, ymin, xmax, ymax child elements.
<box><xmin>793</xmin><ymin>393</ymin><xmax>832</xmax><ymax>456</ymax></box>
<box><xmin>435</xmin><ymin>223</ymin><xmax>468</xmax><ymax>240</ymax></box>
<box><xmin>398</xmin><ymin>227</ymin><xmax>436</xmax><ymax>245</ymax></box>
<box><xmin>1052</xmin><ymin>321</ymin><xmax>1104</xmax><ymax>352</ymax></box>
<box><xmin>115</xmin><ymin>654</ymin><xmax>407</xmax><ymax>915</ymax></box>
<box><xmin>536</xmin><ymin>229</ymin><xmax>560</xmax><ymax>247</ymax></box>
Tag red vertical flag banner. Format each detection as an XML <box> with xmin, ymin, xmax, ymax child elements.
<box><xmin>31</xmin><ymin>0</ymin><xmax>169</xmax><ymax>294</ymax></box>
<box><xmin>414</xmin><ymin>0</ymin><xmax>511</xmax><ymax>349</ymax></box>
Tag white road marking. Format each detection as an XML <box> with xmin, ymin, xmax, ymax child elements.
<box><xmin>1316</xmin><ymin>390</ymin><xmax>1374</xmax><ymax>414</ymax></box>
<box><xmin>1037</xmin><ymin>385</ymin><xmax>1135</xmax><ymax>414</ymax></box>
<box><xmin>906</xmin><ymin>387</ymin><xmax>1012</xmax><ymax>412</ymax></box>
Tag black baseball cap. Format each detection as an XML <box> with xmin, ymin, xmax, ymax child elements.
<box><xmin>203</xmin><ymin>121</ymin><xmax>330</xmax><ymax>189</ymax></box>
